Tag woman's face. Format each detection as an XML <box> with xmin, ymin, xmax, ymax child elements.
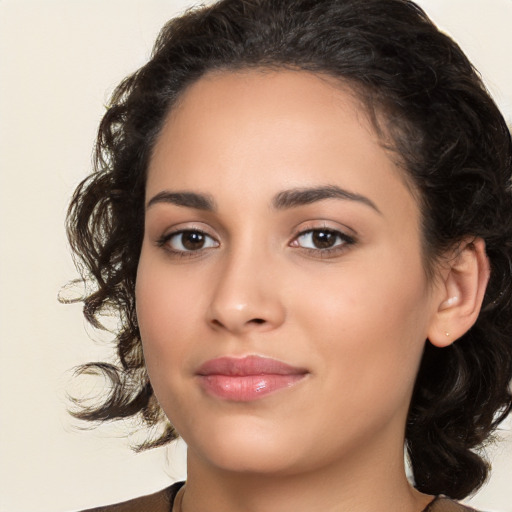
<box><xmin>136</xmin><ymin>70</ymin><xmax>443</xmax><ymax>477</ymax></box>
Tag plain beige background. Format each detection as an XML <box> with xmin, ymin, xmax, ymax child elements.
<box><xmin>0</xmin><ymin>1</ymin><xmax>511</xmax><ymax>511</ymax></box>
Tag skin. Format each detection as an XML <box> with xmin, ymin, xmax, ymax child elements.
<box><xmin>135</xmin><ymin>70</ymin><xmax>486</xmax><ymax>512</ymax></box>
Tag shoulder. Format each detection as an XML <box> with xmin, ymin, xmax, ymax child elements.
<box><xmin>427</xmin><ymin>496</ymin><xmax>483</xmax><ymax>512</ymax></box>
<box><xmin>79</xmin><ymin>481</ymin><xmax>184</xmax><ymax>512</ymax></box>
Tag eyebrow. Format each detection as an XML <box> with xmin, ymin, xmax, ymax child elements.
<box><xmin>272</xmin><ymin>185</ymin><xmax>381</xmax><ymax>214</ymax></box>
<box><xmin>146</xmin><ymin>185</ymin><xmax>381</xmax><ymax>215</ymax></box>
<box><xmin>146</xmin><ymin>191</ymin><xmax>217</xmax><ymax>211</ymax></box>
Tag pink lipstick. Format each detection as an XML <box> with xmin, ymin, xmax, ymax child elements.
<box><xmin>196</xmin><ymin>355</ymin><xmax>308</xmax><ymax>401</ymax></box>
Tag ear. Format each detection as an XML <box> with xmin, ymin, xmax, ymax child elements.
<box><xmin>427</xmin><ymin>237</ymin><xmax>490</xmax><ymax>348</ymax></box>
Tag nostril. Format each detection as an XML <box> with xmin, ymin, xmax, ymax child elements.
<box><xmin>209</xmin><ymin>317</ymin><xmax>266</xmax><ymax>330</ymax></box>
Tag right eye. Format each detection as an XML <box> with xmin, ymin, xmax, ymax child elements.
<box><xmin>159</xmin><ymin>229</ymin><xmax>219</xmax><ymax>254</ymax></box>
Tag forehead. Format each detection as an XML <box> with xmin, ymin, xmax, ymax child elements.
<box><xmin>147</xmin><ymin>69</ymin><xmax>417</xmax><ymax>218</ymax></box>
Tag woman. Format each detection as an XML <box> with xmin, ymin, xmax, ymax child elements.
<box><xmin>66</xmin><ymin>0</ymin><xmax>512</xmax><ymax>510</ymax></box>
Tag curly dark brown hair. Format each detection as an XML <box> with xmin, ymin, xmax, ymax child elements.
<box><xmin>65</xmin><ymin>0</ymin><xmax>512</xmax><ymax>500</ymax></box>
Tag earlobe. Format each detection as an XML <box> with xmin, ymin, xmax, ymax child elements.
<box><xmin>428</xmin><ymin>237</ymin><xmax>489</xmax><ymax>348</ymax></box>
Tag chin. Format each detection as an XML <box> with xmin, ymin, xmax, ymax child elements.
<box><xmin>184</xmin><ymin>416</ymin><xmax>308</xmax><ymax>475</ymax></box>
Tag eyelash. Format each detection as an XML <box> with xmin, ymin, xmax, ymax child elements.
<box><xmin>156</xmin><ymin>229</ymin><xmax>219</xmax><ymax>258</ymax></box>
<box><xmin>291</xmin><ymin>228</ymin><xmax>356</xmax><ymax>257</ymax></box>
<box><xmin>156</xmin><ymin>227</ymin><xmax>356</xmax><ymax>258</ymax></box>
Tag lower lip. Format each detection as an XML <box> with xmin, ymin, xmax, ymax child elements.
<box><xmin>198</xmin><ymin>374</ymin><xmax>306</xmax><ymax>401</ymax></box>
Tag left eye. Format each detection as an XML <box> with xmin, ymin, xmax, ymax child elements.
<box><xmin>293</xmin><ymin>229</ymin><xmax>351</xmax><ymax>250</ymax></box>
<box><xmin>165</xmin><ymin>230</ymin><xmax>218</xmax><ymax>252</ymax></box>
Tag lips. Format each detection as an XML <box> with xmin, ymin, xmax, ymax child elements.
<box><xmin>196</xmin><ymin>355</ymin><xmax>308</xmax><ymax>401</ymax></box>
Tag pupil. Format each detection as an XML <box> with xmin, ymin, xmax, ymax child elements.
<box><xmin>182</xmin><ymin>231</ymin><xmax>204</xmax><ymax>250</ymax></box>
<box><xmin>312</xmin><ymin>231</ymin><xmax>335</xmax><ymax>248</ymax></box>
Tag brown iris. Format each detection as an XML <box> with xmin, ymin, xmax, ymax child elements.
<box><xmin>311</xmin><ymin>230</ymin><xmax>337</xmax><ymax>249</ymax></box>
<box><xmin>180</xmin><ymin>231</ymin><xmax>207</xmax><ymax>250</ymax></box>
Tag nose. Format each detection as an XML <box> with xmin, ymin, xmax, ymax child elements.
<box><xmin>206</xmin><ymin>248</ymin><xmax>286</xmax><ymax>335</ymax></box>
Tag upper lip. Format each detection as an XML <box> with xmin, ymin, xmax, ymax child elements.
<box><xmin>196</xmin><ymin>355</ymin><xmax>308</xmax><ymax>376</ymax></box>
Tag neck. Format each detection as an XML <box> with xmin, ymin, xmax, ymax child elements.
<box><xmin>181</xmin><ymin>432</ymin><xmax>432</xmax><ymax>512</ymax></box>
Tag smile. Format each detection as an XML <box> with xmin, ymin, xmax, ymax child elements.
<box><xmin>196</xmin><ymin>355</ymin><xmax>309</xmax><ymax>402</ymax></box>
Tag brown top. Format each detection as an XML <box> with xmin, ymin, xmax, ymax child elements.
<box><xmin>80</xmin><ymin>482</ymin><xmax>481</xmax><ymax>512</ymax></box>
<box><xmin>425</xmin><ymin>496</ymin><xmax>479</xmax><ymax>512</ymax></box>
<box><xmin>79</xmin><ymin>482</ymin><xmax>183</xmax><ymax>512</ymax></box>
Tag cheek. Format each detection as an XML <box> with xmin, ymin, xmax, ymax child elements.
<box><xmin>135</xmin><ymin>252</ymin><xmax>205</xmax><ymax>386</ymax></box>
<box><xmin>135</xmin><ymin>261</ymin><xmax>208</xmax><ymax>431</ymax></box>
<box><xmin>290</xmin><ymin>248</ymin><xmax>431</xmax><ymax>389</ymax></box>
